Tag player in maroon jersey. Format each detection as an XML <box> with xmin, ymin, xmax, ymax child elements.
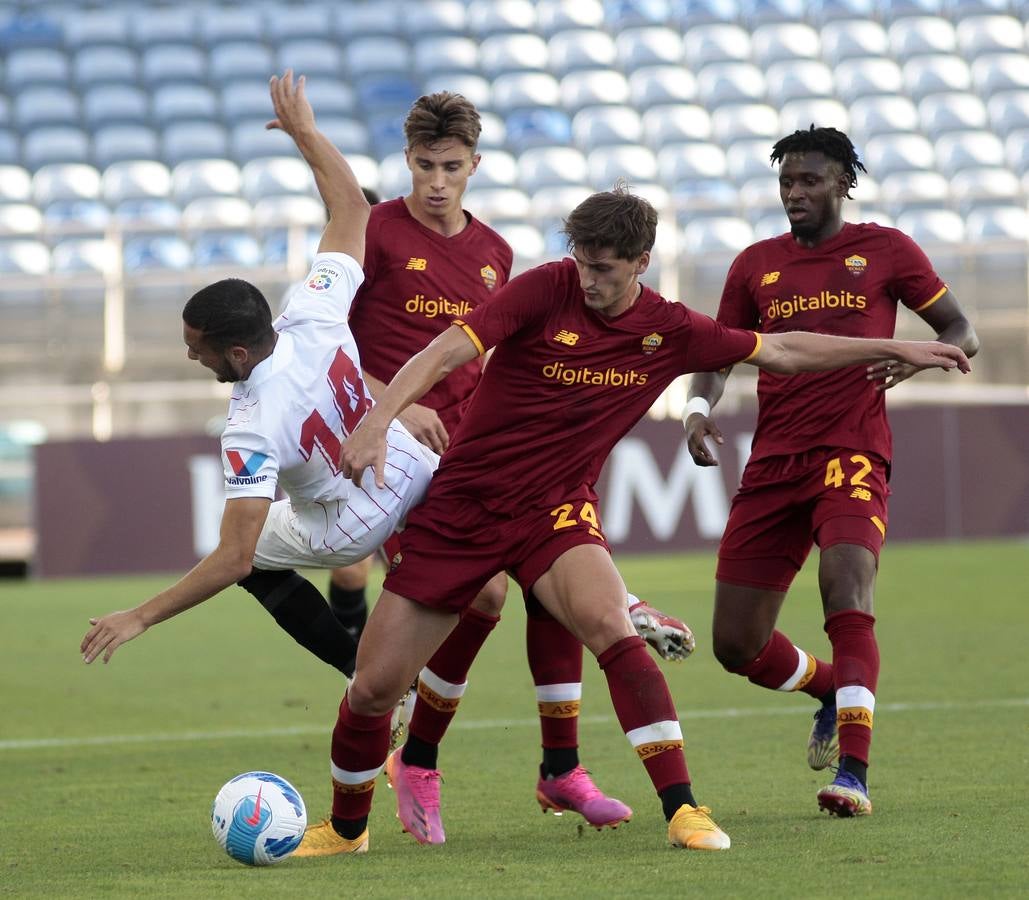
<box><xmin>292</xmin><ymin>183</ymin><xmax>969</xmax><ymax>856</ymax></box>
<box><xmin>684</xmin><ymin>126</ymin><xmax>980</xmax><ymax>818</ymax></box>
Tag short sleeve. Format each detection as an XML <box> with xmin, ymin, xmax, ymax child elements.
<box><xmin>681</xmin><ymin>309</ymin><xmax>760</xmax><ymax>373</ymax></box>
<box><xmin>715</xmin><ymin>251</ymin><xmax>761</xmax><ymax>329</ymax></box>
<box><xmin>221</xmin><ymin>431</ymin><xmax>279</xmax><ymax>500</ymax></box>
<box><xmin>276</xmin><ymin>252</ymin><xmax>364</xmax><ymax>329</ymax></box>
<box><xmin>887</xmin><ymin>230</ymin><xmax>947</xmax><ymax>312</ymax></box>
<box><xmin>454</xmin><ymin>262</ymin><xmax>557</xmax><ymax>354</ymax></box>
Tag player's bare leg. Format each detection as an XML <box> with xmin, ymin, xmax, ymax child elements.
<box><xmin>532</xmin><ymin>545</ymin><xmax>728</xmax><ymax>849</ymax></box>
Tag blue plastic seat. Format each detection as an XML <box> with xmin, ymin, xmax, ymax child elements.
<box><xmin>696</xmin><ymin>62</ymin><xmax>766</xmax><ymax>106</ymax></box>
<box><xmin>669</xmin><ymin>0</ymin><xmax>743</xmax><ymax>30</ymax></box>
<box><xmin>849</xmin><ymin>95</ymin><xmax>921</xmax><ymax>139</ymax></box>
<box><xmin>765</xmin><ymin>60</ymin><xmax>835</xmax><ymax>106</ymax></box>
<box><xmin>112</xmin><ymin>198</ymin><xmax>181</xmax><ymax>229</ymax></box>
<box><xmin>712</xmin><ymin>104</ymin><xmax>780</xmax><ymax>144</ymax></box>
<box><xmin>903</xmin><ymin>55</ymin><xmax>973</xmax><ymax>101</ymax></box>
<box><xmin>678</xmin><ymin>216</ymin><xmax>753</xmax><ymax>254</ymax></box>
<box><xmin>587</xmin><ymin>144</ymin><xmax>659</xmax><ymax>188</ymax></box>
<box><xmin>1004</xmin><ymin>128</ymin><xmax>1029</xmax><ymax>175</ymax></box>
<box><xmin>13</xmin><ymin>87</ymin><xmax>80</xmax><ymax>130</ymax></box>
<box><xmin>423</xmin><ymin>74</ymin><xmax>492</xmax><ymax>111</ymax></box>
<box><xmin>657</xmin><ymin>141</ymin><xmax>728</xmax><ymax>182</ymax></box>
<box><xmin>479</xmin><ymin>33</ymin><xmax>550</xmax><ymax>77</ymax></box>
<box><xmin>949</xmin><ymin>166</ymin><xmax>1022</xmax><ymax>215</ymax></box>
<box><xmin>834</xmin><ymin>57</ymin><xmax>905</xmax><ymax>104</ymax></box>
<box><xmin>808</xmin><ymin>0</ymin><xmax>877</xmax><ymax>24</ymax></box>
<box><xmin>192</xmin><ymin>231</ymin><xmax>262</xmax><ymax>268</ymax></box>
<box><xmin>346</xmin><ymin>37</ymin><xmax>412</xmax><ymax>77</ymax></box>
<box><xmin>82</xmin><ymin>85</ymin><xmax>149</xmax><ymax>129</ymax></box>
<box><xmin>964</xmin><ymin>205</ymin><xmax>1029</xmax><ymax>242</ymax></box>
<box><xmin>467</xmin><ymin>1</ymin><xmax>538</xmax><ymax>37</ymax></box>
<box><xmin>604</xmin><ymin>0</ymin><xmax>676</xmax><ymax>29</ymax></box>
<box><xmin>0</xmin><ymin>239</ymin><xmax>49</xmax><ymax>274</ymax></box>
<box><xmin>0</xmin><ymin>164</ymin><xmax>32</xmax><ymax>202</ymax></box>
<box><xmin>536</xmin><ymin>0</ymin><xmax>606</xmax><ymax>37</ymax></box>
<box><xmin>547</xmin><ymin>29</ymin><xmax>618</xmax><ymax>77</ymax></box>
<box><xmin>32</xmin><ymin>162</ymin><xmax>101</xmax><ymax>206</ymax></box>
<box><xmin>988</xmin><ymin>91</ymin><xmax>1029</xmax><ymax>138</ymax></box>
<box><xmin>887</xmin><ymin>17</ymin><xmax>956</xmax><ymax>60</ymax></box>
<box><xmin>22</xmin><ymin>126</ymin><xmax>91</xmax><ymax>171</ymax></box>
<box><xmin>366</xmin><ymin>114</ymin><xmax>406</xmax><ymax>157</ymax></box>
<box><xmin>862</xmin><ymin>132</ymin><xmax>936</xmax><ymax>177</ymax></box>
<box><xmin>878</xmin><ymin>170</ymin><xmax>951</xmax><ymax>215</ymax></box>
<box><xmin>894</xmin><ymin>208</ymin><xmax>965</xmax><ymax>244</ymax></box>
<box><xmin>726</xmin><ymin>139</ymin><xmax>778</xmax><ymax>183</ymax></box>
<box><xmin>230</xmin><ymin>120</ymin><xmax>297</xmax><ymax>164</ymax></box>
<box><xmin>50</xmin><ymin>237</ymin><xmax>118</xmax><ymax>274</ymax></box>
<box><xmin>971</xmin><ymin>53</ymin><xmax>1029</xmax><ymax>96</ymax></box>
<box><xmin>641</xmin><ymin>103</ymin><xmax>713</xmax><ymax>148</ymax></box>
<box><xmin>181</xmin><ymin>196</ymin><xmax>252</xmax><ymax>232</ymax></box>
<box><xmin>101</xmin><ymin>160</ymin><xmax>173</xmax><ymax>204</ymax></box>
<box><xmin>461</xmin><ymin>187</ymin><xmax>533</xmax><ymax>221</ymax></box>
<box><xmin>560</xmin><ymin>70</ymin><xmax>632</xmax><ymax>113</ymax></box>
<box><xmin>122</xmin><ymin>234</ymin><xmax>192</xmax><ymax>271</ymax></box>
<box><xmin>240</xmin><ymin>157</ymin><xmax>314</xmax><ymax>203</ymax></box>
<box><xmin>199</xmin><ymin>7</ymin><xmax>264</xmax><ymax>45</ymax></box>
<box><xmin>413</xmin><ymin>37</ymin><xmax>480</xmax><ymax>77</ymax></box>
<box><xmin>876</xmin><ymin>0</ymin><xmax>943</xmax><ymax>23</ymax></box>
<box><xmin>161</xmin><ymin>122</ymin><xmax>230</xmax><ymax>168</ymax></box>
<box><xmin>402</xmin><ymin>1</ymin><xmax>468</xmax><ymax>38</ymax></box>
<box><xmin>956</xmin><ymin>15</ymin><xmax>1024</xmax><ymax>58</ymax></box>
<box><xmin>505</xmin><ymin>109</ymin><xmax>573</xmax><ymax>153</ymax></box>
<box><xmin>572</xmin><ymin>106</ymin><xmax>644</xmax><ymax>149</ymax></box>
<box><xmin>152</xmin><ymin>84</ymin><xmax>220</xmax><ymax>126</ymax></box>
<box><xmin>751</xmin><ymin>22</ymin><xmax>821</xmax><ymax>66</ymax></box>
<box><xmin>628</xmin><ymin>65</ymin><xmax>699</xmax><ymax>107</ymax></box>
<box><xmin>615</xmin><ymin>26</ymin><xmax>684</xmax><ymax>70</ymax></box>
<box><xmin>276</xmin><ymin>40</ymin><xmax>344</xmax><ymax>79</ymax></box>
<box><xmin>517</xmin><ymin>146</ymin><xmax>590</xmax><ymax>191</ymax></box>
<box><xmin>170</xmin><ymin>159</ymin><xmax>242</xmax><ymax>205</ymax></box>
<box><xmin>5</xmin><ymin>48</ymin><xmax>69</xmax><ymax>90</ymax></box>
<box><xmin>934</xmin><ymin>130</ymin><xmax>1006</xmax><ymax>177</ymax></box>
<box><xmin>779</xmin><ymin>98</ymin><xmax>851</xmax><ymax>134</ymax></box>
<box><xmin>73</xmin><ymin>45</ymin><xmax>139</xmax><ymax>89</ymax></box>
<box><xmin>471</xmin><ymin>151</ymin><xmax>520</xmax><ymax>189</ymax></box>
<box><xmin>219</xmin><ymin>81</ymin><xmax>275</xmax><ymax>124</ymax></box>
<box><xmin>209</xmin><ymin>42</ymin><xmax>275</xmax><ymax>83</ymax></box>
<box><xmin>919</xmin><ymin>92</ymin><xmax>989</xmax><ymax>138</ymax></box>
<box><xmin>266</xmin><ymin>5</ymin><xmax>340</xmax><ymax>43</ymax></box>
<box><xmin>130</xmin><ymin>7</ymin><xmax>197</xmax><ymax>46</ymax></box>
<box><xmin>301</xmin><ymin>79</ymin><xmax>358</xmax><ymax>118</ymax></box>
<box><xmin>0</xmin><ymin>203</ymin><xmax>42</xmax><ymax>237</ymax></box>
<box><xmin>356</xmin><ymin>76</ymin><xmax>421</xmax><ymax>113</ymax></box>
<box><xmin>682</xmin><ymin>24</ymin><xmax>752</xmax><ymax>66</ymax></box>
<box><xmin>478</xmin><ymin>112</ymin><xmax>508</xmax><ymax>150</ymax></box>
<box><xmin>491</xmin><ymin>72</ymin><xmax>562</xmax><ymax>115</ymax></box>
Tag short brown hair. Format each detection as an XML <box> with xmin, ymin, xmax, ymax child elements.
<box><xmin>404</xmin><ymin>92</ymin><xmax>481</xmax><ymax>151</ymax></box>
<box><xmin>562</xmin><ymin>181</ymin><xmax>658</xmax><ymax>260</ymax></box>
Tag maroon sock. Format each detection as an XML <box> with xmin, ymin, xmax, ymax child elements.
<box><xmin>407</xmin><ymin>607</ymin><xmax>499</xmax><ymax>745</ymax></box>
<box><xmin>330</xmin><ymin>693</ymin><xmax>391</xmax><ymax>822</ymax></box>
<box><xmin>729</xmin><ymin>629</ymin><xmax>834</xmax><ymax>699</ymax></box>
<box><xmin>826</xmin><ymin>609</ymin><xmax>879</xmax><ymax>766</ymax></box>
<box><xmin>527</xmin><ymin>612</ymin><xmax>584</xmax><ymax>751</ymax></box>
<box><xmin>598</xmin><ymin>635</ymin><xmax>690</xmax><ymax>792</ymax></box>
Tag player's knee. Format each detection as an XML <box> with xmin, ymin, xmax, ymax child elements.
<box><xmin>346</xmin><ymin>673</ymin><xmax>403</xmax><ymax>718</ymax></box>
<box><xmin>469</xmin><ymin>573</ymin><xmax>508</xmax><ymax>617</ymax></box>
<box><xmin>712</xmin><ymin>632</ymin><xmax>759</xmax><ymax>672</ymax></box>
<box><xmin>330</xmin><ymin>561</ymin><xmax>370</xmax><ymax>591</ymax></box>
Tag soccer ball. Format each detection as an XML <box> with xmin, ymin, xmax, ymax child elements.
<box><xmin>211</xmin><ymin>771</ymin><xmax>307</xmax><ymax>866</ymax></box>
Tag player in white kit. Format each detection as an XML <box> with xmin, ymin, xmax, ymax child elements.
<box><xmin>80</xmin><ymin>71</ymin><xmax>432</xmax><ymax>667</ymax></box>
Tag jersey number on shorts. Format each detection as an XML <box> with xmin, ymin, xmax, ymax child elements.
<box><xmin>298</xmin><ymin>348</ymin><xmax>372</xmax><ymax>475</ymax></box>
<box><xmin>550</xmin><ymin>501</ymin><xmax>604</xmax><ymax>539</ymax></box>
<box><xmin>824</xmin><ymin>454</ymin><xmax>873</xmax><ymax>493</ymax></box>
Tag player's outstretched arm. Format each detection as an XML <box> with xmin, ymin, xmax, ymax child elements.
<box><xmin>866</xmin><ymin>290</ymin><xmax>981</xmax><ymax>392</ymax></box>
<box><xmin>683</xmin><ymin>368</ymin><xmax>732</xmax><ymax>467</ymax></box>
<box><xmin>80</xmin><ymin>497</ymin><xmax>271</xmax><ymax>664</ymax></box>
<box><xmin>362</xmin><ymin>369</ymin><xmax>450</xmax><ymax>455</ymax></box>
<box><xmin>266</xmin><ymin>70</ymin><xmax>370</xmax><ymax>263</ymax></box>
<box><xmin>749</xmin><ymin>332</ymin><xmax>970</xmax><ymax>376</ymax></box>
<box><xmin>340</xmin><ymin>325</ymin><xmax>479</xmax><ymax>487</ymax></box>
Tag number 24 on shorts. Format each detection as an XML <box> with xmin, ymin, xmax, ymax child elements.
<box><xmin>550</xmin><ymin>501</ymin><xmax>604</xmax><ymax>539</ymax></box>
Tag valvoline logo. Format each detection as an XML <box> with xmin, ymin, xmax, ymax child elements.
<box><xmin>226</xmin><ymin>450</ymin><xmax>268</xmax><ymax>477</ymax></box>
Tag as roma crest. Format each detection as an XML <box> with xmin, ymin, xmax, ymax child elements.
<box><xmin>480</xmin><ymin>264</ymin><xmax>497</xmax><ymax>290</ymax></box>
<box><xmin>641</xmin><ymin>332</ymin><xmax>663</xmax><ymax>355</ymax></box>
<box><xmin>844</xmin><ymin>254</ymin><xmax>867</xmax><ymax>277</ymax></box>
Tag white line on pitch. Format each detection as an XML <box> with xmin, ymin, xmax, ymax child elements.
<box><xmin>2</xmin><ymin>696</ymin><xmax>1026</xmax><ymax>753</ymax></box>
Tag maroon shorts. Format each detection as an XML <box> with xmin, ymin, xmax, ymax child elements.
<box><xmin>717</xmin><ymin>448</ymin><xmax>890</xmax><ymax>593</ymax></box>
<box><xmin>384</xmin><ymin>492</ymin><xmax>611</xmax><ymax>613</ymax></box>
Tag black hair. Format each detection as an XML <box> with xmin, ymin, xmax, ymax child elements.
<box><xmin>182</xmin><ymin>278</ymin><xmax>274</xmax><ymax>352</ymax></box>
<box><xmin>562</xmin><ymin>180</ymin><xmax>657</xmax><ymax>260</ymax></box>
<box><xmin>770</xmin><ymin>125</ymin><xmax>867</xmax><ymax>198</ymax></box>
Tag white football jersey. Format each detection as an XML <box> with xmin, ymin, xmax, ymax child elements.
<box><xmin>220</xmin><ymin>252</ymin><xmax>430</xmax><ymax>556</ymax></box>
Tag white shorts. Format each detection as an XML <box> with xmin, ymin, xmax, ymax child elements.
<box><xmin>252</xmin><ymin>443</ymin><xmax>437</xmax><ymax>571</ymax></box>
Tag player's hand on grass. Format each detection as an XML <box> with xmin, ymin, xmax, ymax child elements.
<box><xmin>81</xmin><ymin>609</ymin><xmax>146</xmax><ymax>664</ymax></box>
<box><xmin>399</xmin><ymin>402</ymin><xmax>449</xmax><ymax>455</ymax></box>
<box><xmin>684</xmin><ymin>413</ymin><xmax>723</xmax><ymax>467</ymax></box>
<box><xmin>866</xmin><ymin>358</ymin><xmax>919</xmax><ymax>392</ymax></box>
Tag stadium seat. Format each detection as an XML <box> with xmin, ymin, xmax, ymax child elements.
<box><xmin>301</xmin><ymin>79</ymin><xmax>358</xmax><ymax>119</ymax></box>
<box><xmin>919</xmin><ymin>92</ymin><xmax>989</xmax><ymax>138</ymax></box>
<box><xmin>44</xmin><ymin>198</ymin><xmax>111</xmax><ymax>240</ymax></box>
<box><xmin>0</xmin><ymin>203</ymin><xmax>43</xmax><ymax>237</ymax></box>
<box><xmin>586</xmin><ymin>144</ymin><xmax>659</xmax><ymax>188</ymax></box>
<box><xmin>0</xmin><ymin>164</ymin><xmax>32</xmax><ymax>202</ymax></box>
<box><xmin>529</xmin><ymin>184</ymin><xmax>594</xmax><ymax>220</ymax></box>
<box><xmin>349</xmin><ymin>154</ymin><xmax>384</xmax><ymax>197</ymax></box>
<box><xmin>615</xmin><ymin>26</ymin><xmax>685</xmax><ymax>70</ymax></box>
<box><xmin>750</xmin><ymin>22</ymin><xmax>821</xmax><ymax>66</ymax></box>
<box><xmin>894</xmin><ymin>208</ymin><xmax>966</xmax><ymax>243</ymax></box>
<box><xmin>0</xmin><ymin>95</ymin><xmax>9</xmax><ymax>129</ymax></box>
<box><xmin>112</xmin><ymin>198</ymin><xmax>181</xmax><ymax>229</ymax></box>
<box><xmin>605</xmin><ymin>0</ymin><xmax>678</xmax><ymax>29</ymax></box>
<box><xmin>956</xmin><ymin>15</ymin><xmax>1025</xmax><ymax>58</ymax></box>
<box><xmin>180</xmin><ymin>196</ymin><xmax>252</xmax><ymax>232</ymax></box>
<box><xmin>492</xmin><ymin>221</ymin><xmax>546</xmax><ymax>264</ymax></box>
<box><xmin>1004</xmin><ymin>128</ymin><xmax>1029</xmax><ymax>175</ymax></box>
<box><xmin>32</xmin><ymin>162</ymin><xmax>101</xmax><ymax>206</ymax></box>
<box><xmin>0</xmin><ymin>239</ymin><xmax>49</xmax><ymax>275</ymax></box>
<box><xmin>670</xmin><ymin>0</ymin><xmax>745</xmax><ymax>30</ymax></box>
<box><xmin>971</xmin><ymin>53</ymin><xmax>1029</xmax><ymax>96</ymax></box>
<box><xmin>964</xmin><ymin>205</ymin><xmax>1029</xmax><ymax>242</ymax></box>
<box><xmin>657</xmin><ymin>142</ymin><xmax>728</xmax><ymax>183</ymax></box>
<box><xmin>535</xmin><ymin>0</ymin><xmax>606</xmax><ymax>37</ymax></box>
<box><xmin>4</xmin><ymin>48</ymin><xmax>69</xmax><ymax>90</ymax></box>
<box><xmin>726</xmin><ymin>139</ymin><xmax>777</xmax><ymax>183</ymax></box>
<box><xmin>276</xmin><ymin>41</ymin><xmax>344</xmax><ymax>80</ymax></box>
<box><xmin>850</xmin><ymin>174</ymin><xmax>883</xmax><ymax>207</ymax></box>
<box><xmin>219</xmin><ymin>82</ymin><xmax>275</xmax><ymax>124</ymax></box>
<box><xmin>402</xmin><ymin>1</ymin><xmax>468</xmax><ymax>38</ymax></box>
<box><xmin>413</xmin><ymin>37</ymin><xmax>479</xmax><ymax>77</ymax></box>
<box><xmin>678</xmin><ymin>216</ymin><xmax>753</xmax><ymax>254</ymax></box>
<box><xmin>472</xmin><ymin>151</ymin><xmax>519</xmax><ymax>189</ymax></box>
<box><xmin>162</xmin><ymin>122</ymin><xmax>231</xmax><ymax>168</ymax></box>
<box><xmin>192</xmin><ymin>231</ymin><xmax>263</xmax><ymax>268</ymax></box>
<box><xmin>346</xmin><ymin>37</ymin><xmax>412</xmax><ymax>77</ymax></box>
<box><xmin>696</xmin><ymin>61</ymin><xmax>766</xmax><ymax>106</ymax></box>
<box><xmin>82</xmin><ymin>85</ymin><xmax>149</xmax><ymax>129</ymax></box>
<box><xmin>560</xmin><ymin>70</ymin><xmax>632</xmax><ymax>113</ymax></box>
<box><xmin>479</xmin><ymin>33</ymin><xmax>550</xmax><ymax>77</ymax></box>
<box><xmin>682</xmin><ymin>24</ymin><xmax>752</xmax><ymax>67</ymax></box>
<box><xmin>779</xmin><ymin>98</ymin><xmax>851</xmax><ymax>133</ymax></box>
<box><xmin>834</xmin><ymin>57</ymin><xmax>904</xmax><ymax>104</ymax></box>
<box><xmin>122</xmin><ymin>234</ymin><xmax>192</xmax><ymax>271</ymax></box>
<box><xmin>240</xmin><ymin>157</ymin><xmax>315</xmax><ymax>203</ymax></box>
<box><xmin>934</xmin><ymin>130</ymin><xmax>1006</xmax><ymax>176</ymax></box>
<box><xmin>765</xmin><ymin>60</ymin><xmax>835</xmax><ymax>105</ymax></box>
<box><xmin>266</xmin><ymin>4</ymin><xmax>340</xmax><ymax>43</ymax></box>
<box><xmin>628</xmin><ymin>65</ymin><xmax>699</xmax><ymax>107</ymax></box>
<box><xmin>129</xmin><ymin>6</ymin><xmax>195</xmax><ymax>45</ymax></box>
<box><xmin>317</xmin><ymin>117</ymin><xmax>371</xmax><ymax>155</ymax></box>
<box><xmin>737</xmin><ymin>174</ymin><xmax>783</xmax><ymax>220</ymax></box>
<box><xmin>887</xmin><ymin>17</ymin><xmax>957</xmax><ymax>60</ymax></box>
<box><xmin>572</xmin><ymin>106</ymin><xmax>644</xmax><ymax>149</ymax></box>
<box><xmin>903</xmin><ymin>55</ymin><xmax>973</xmax><ymax>101</ymax></box>
<box><xmin>462</xmin><ymin>187</ymin><xmax>533</xmax><ymax>221</ymax></box>
<box><xmin>171</xmin><ymin>159</ymin><xmax>242</xmax><ymax>205</ymax></box>
<box><xmin>752</xmin><ymin>211</ymin><xmax>789</xmax><ymax>240</ymax></box>
<box><xmin>199</xmin><ymin>7</ymin><xmax>264</xmax><ymax>45</ymax></box>
<box><xmin>877</xmin><ymin>0</ymin><xmax>945</xmax><ymax>24</ymax></box>
<box><xmin>820</xmin><ymin>18</ymin><xmax>889</xmax><ymax>60</ymax></box>
<box><xmin>641</xmin><ymin>104</ymin><xmax>713</xmax><ymax>149</ymax></box>
<box><xmin>477</xmin><ymin>112</ymin><xmax>507</xmax><ymax>150</ymax></box>
<box><xmin>491</xmin><ymin>72</ymin><xmax>562</xmax><ymax>115</ymax></box>
<box><xmin>230</xmin><ymin>121</ymin><xmax>299</xmax><ymax>164</ymax></box>
<box><xmin>517</xmin><ymin>146</ymin><xmax>590</xmax><ymax>190</ymax></box>
<box><xmin>422</xmin><ymin>73</ymin><xmax>492</xmax><ymax>111</ymax></box>
<box><xmin>711</xmin><ymin>103</ymin><xmax>780</xmax><ymax>143</ymax></box>
<box><xmin>949</xmin><ymin>167</ymin><xmax>1022</xmax><ymax>214</ymax></box>
<box><xmin>101</xmin><ymin>160</ymin><xmax>173</xmax><ymax>204</ymax></box>
<box><xmin>366</xmin><ymin>114</ymin><xmax>406</xmax><ymax>157</ymax></box>
<box><xmin>92</xmin><ymin>124</ymin><xmax>159</xmax><ymax>170</ymax></box>
<box><xmin>377</xmin><ymin>152</ymin><xmax>413</xmax><ymax>199</ymax></box>
<box><xmin>141</xmin><ymin>44</ymin><xmax>208</xmax><ymax>87</ymax></box>
<box><xmin>152</xmin><ymin>84</ymin><xmax>220</xmax><ymax>126</ymax></box>
<box><xmin>357</xmin><ymin>76</ymin><xmax>421</xmax><ymax>114</ymax></box>
<box><xmin>862</xmin><ymin>132</ymin><xmax>936</xmax><ymax>177</ymax></box>
<box><xmin>467</xmin><ymin>0</ymin><xmax>538</xmax><ymax>37</ymax></box>
<box><xmin>988</xmin><ymin>91</ymin><xmax>1029</xmax><ymax>137</ymax></box>
<box><xmin>13</xmin><ymin>87</ymin><xmax>80</xmax><ymax>130</ymax></box>
<box><xmin>209</xmin><ymin>42</ymin><xmax>275</xmax><ymax>83</ymax></box>
<box><xmin>809</xmin><ymin>0</ymin><xmax>877</xmax><ymax>24</ymax></box>
<box><xmin>50</xmin><ymin>237</ymin><xmax>118</xmax><ymax>275</ymax></box>
<box><xmin>22</xmin><ymin>126</ymin><xmax>92</xmax><ymax>171</ymax></box>
<box><xmin>73</xmin><ymin>46</ymin><xmax>139</xmax><ymax>89</ymax></box>
<box><xmin>848</xmin><ymin>95</ymin><xmax>921</xmax><ymax>140</ymax></box>
<box><xmin>878</xmin><ymin>170</ymin><xmax>951</xmax><ymax>214</ymax></box>
<box><xmin>336</xmin><ymin>1</ymin><xmax>404</xmax><ymax>39</ymax></box>
<box><xmin>941</xmin><ymin>0</ymin><xmax>1009</xmax><ymax>17</ymax></box>
<box><xmin>548</xmin><ymin>29</ymin><xmax>618</xmax><ymax>76</ymax></box>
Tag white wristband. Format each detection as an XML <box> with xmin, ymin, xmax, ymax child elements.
<box><xmin>682</xmin><ymin>397</ymin><xmax>711</xmax><ymax>425</ymax></box>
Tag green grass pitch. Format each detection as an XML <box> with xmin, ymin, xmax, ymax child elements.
<box><xmin>3</xmin><ymin>539</ymin><xmax>1027</xmax><ymax>898</ymax></box>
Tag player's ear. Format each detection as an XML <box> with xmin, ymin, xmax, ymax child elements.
<box><xmin>635</xmin><ymin>251</ymin><xmax>651</xmax><ymax>276</ymax></box>
<box><xmin>469</xmin><ymin>152</ymin><xmax>481</xmax><ymax>175</ymax></box>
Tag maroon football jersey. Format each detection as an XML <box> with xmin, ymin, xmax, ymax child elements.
<box><xmin>717</xmin><ymin>222</ymin><xmax>947</xmax><ymax>463</ymax></box>
<box><xmin>429</xmin><ymin>257</ymin><xmax>759</xmax><ymax>513</ymax></box>
<box><xmin>349</xmin><ymin>198</ymin><xmax>513</xmax><ymax>433</ymax></box>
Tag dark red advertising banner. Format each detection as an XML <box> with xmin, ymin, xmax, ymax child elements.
<box><xmin>33</xmin><ymin>404</ymin><xmax>1029</xmax><ymax>577</ymax></box>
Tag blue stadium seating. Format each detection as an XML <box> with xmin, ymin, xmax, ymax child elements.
<box><xmin>683</xmin><ymin>24</ymin><xmax>752</xmax><ymax>66</ymax></box>
<box><xmin>0</xmin><ymin>164</ymin><xmax>32</xmax><ymax>202</ymax></box>
<box><xmin>209</xmin><ymin>42</ymin><xmax>275</xmax><ymax>83</ymax></box>
<box><xmin>23</xmin><ymin>125</ymin><xmax>91</xmax><ymax>170</ymax></box>
<box><xmin>887</xmin><ymin>17</ymin><xmax>957</xmax><ymax>60</ymax></box>
<box><xmin>751</xmin><ymin>22</ymin><xmax>821</xmax><ymax>65</ymax></box>
<box><xmin>587</xmin><ymin>144</ymin><xmax>659</xmax><ymax>187</ymax></box>
<box><xmin>628</xmin><ymin>65</ymin><xmax>699</xmax><ymax>106</ymax></box>
<box><xmin>472</xmin><ymin>151</ymin><xmax>520</xmax><ymax>188</ymax></box>
<box><xmin>73</xmin><ymin>46</ymin><xmax>139</xmax><ymax>89</ymax></box>
<box><xmin>192</xmin><ymin>231</ymin><xmax>262</xmax><ymax>268</ymax></box>
<box><xmin>140</xmin><ymin>44</ymin><xmax>208</xmax><ymax>87</ymax></box>
<box><xmin>764</xmin><ymin>60</ymin><xmax>835</xmax><ymax>105</ymax></box>
<box><xmin>32</xmin><ymin>162</ymin><xmax>100</xmax><ymax>206</ymax></box>
<box><xmin>641</xmin><ymin>103</ymin><xmax>713</xmax><ymax>148</ymax></box>
<box><xmin>468</xmin><ymin>1</ymin><xmax>539</xmax><ymax>37</ymax></box>
<box><xmin>572</xmin><ymin>106</ymin><xmax>644</xmax><ymax>148</ymax></box>
<box><xmin>919</xmin><ymin>92</ymin><xmax>989</xmax><ymax>137</ymax></box>
<box><xmin>413</xmin><ymin>37</ymin><xmax>480</xmax><ymax>77</ymax></box>
<box><xmin>536</xmin><ymin>0</ymin><xmax>606</xmax><ymax>37</ymax></box>
<box><xmin>615</xmin><ymin>26</ymin><xmax>684</xmax><ymax>70</ymax></box>
<box><xmin>696</xmin><ymin>61</ymin><xmax>766</xmax><ymax>106</ymax></box>
<box><xmin>101</xmin><ymin>160</ymin><xmax>172</xmax><ymax>204</ymax></box>
<box><xmin>934</xmin><ymin>129</ymin><xmax>1006</xmax><ymax>175</ymax></box>
<box><xmin>988</xmin><ymin>90</ymin><xmax>1029</xmax><ymax>136</ymax></box>
<box><xmin>711</xmin><ymin>103</ymin><xmax>780</xmax><ymax>143</ymax></box>
<box><xmin>878</xmin><ymin>170</ymin><xmax>951</xmax><ymax>214</ymax></box>
<box><xmin>517</xmin><ymin>146</ymin><xmax>590</xmax><ymax>190</ymax></box>
<box><xmin>240</xmin><ymin>157</ymin><xmax>315</xmax><ymax>203</ymax></box>
<box><xmin>895</xmin><ymin>208</ymin><xmax>966</xmax><ymax>243</ymax></box>
<box><xmin>171</xmin><ymin>159</ymin><xmax>242</xmax><ymax>205</ymax></box>
<box><xmin>162</xmin><ymin>121</ymin><xmax>231</xmax><ymax>168</ymax></box>
<box><xmin>402</xmin><ymin>1</ymin><xmax>469</xmax><ymax>38</ymax></box>
<box><xmin>0</xmin><ymin>203</ymin><xmax>42</xmax><ymax>237</ymax></box>
<box><xmin>548</xmin><ymin>29</ymin><xmax>618</xmax><ymax>76</ymax></box>
<box><xmin>14</xmin><ymin>86</ymin><xmax>80</xmax><ymax>131</ymax></box>
<box><xmin>479</xmin><ymin>33</ymin><xmax>550</xmax><ymax>77</ymax></box>
<box><xmin>821</xmin><ymin>18</ymin><xmax>889</xmax><ymax>59</ymax></box>
<box><xmin>560</xmin><ymin>70</ymin><xmax>631</xmax><ymax>112</ymax></box>
<box><xmin>949</xmin><ymin>166</ymin><xmax>1022</xmax><ymax>214</ymax></box>
<box><xmin>122</xmin><ymin>234</ymin><xmax>192</xmax><ymax>271</ymax></box>
<box><xmin>347</xmin><ymin>37</ymin><xmax>412</xmax><ymax>77</ymax></box>
<box><xmin>423</xmin><ymin>73</ymin><xmax>493</xmax><ymax>110</ymax></box>
<box><xmin>82</xmin><ymin>85</ymin><xmax>149</xmax><ymax>129</ymax></box>
<box><xmin>462</xmin><ymin>187</ymin><xmax>533</xmax><ymax>221</ymax></box>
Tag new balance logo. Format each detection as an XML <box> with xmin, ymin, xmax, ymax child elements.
<box><xmin>850</xmin><ymin>487</ymin><xmax>872</xmax><ymax>501</ymax></box>
<box><xmin>553</xmin><ymin>330</ymin><xmax>579</xmax><ymax>346</ymax></box>
<box><xmin>760</xmin><ymin>271</ymin><xmax>780</xmax><ymax>286</ymax></box>
<box><xmin>406</xmin><ymin>257</ymin><xmax>427</xmax><ymax>270</ymax></box>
